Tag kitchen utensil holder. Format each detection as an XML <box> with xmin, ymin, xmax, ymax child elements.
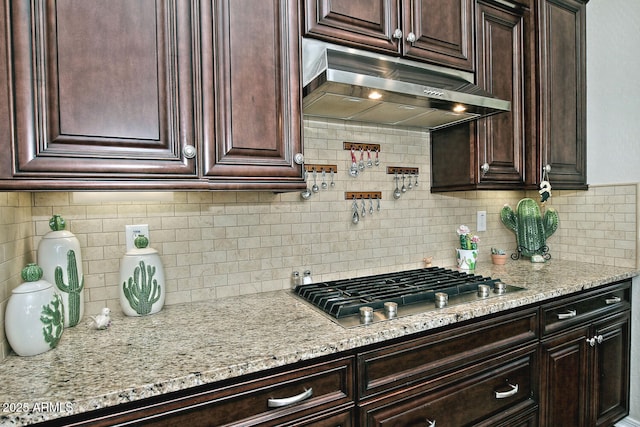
<box><xmin>343</xmin><ymin>142</ymin><xmax>380</xmax><ymax>152</ymax></box>
<box><xmin>344</xmin><ymin>191</ymin><xmax>382</xmax><ymax>200</ymax></box>
<box><xmin>386</xmin><ymin>166</ymin><xmax>419</xmax><ymax>175</ymax></box>
<box><xmin>303</xmin><ymin>164</ymin><xmax>337</xmax><ymax>173</ymax></box>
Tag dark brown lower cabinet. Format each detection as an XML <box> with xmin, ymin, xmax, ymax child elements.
<box><xmin>539</xmin><ymin>280</ymin><xmax>631</xmax><ymax>427</ymax></box>
<box><xmin>35</xmin><ymin>281</ymin><xmax>630</xmax><ymax>426</ymax></box>
<box><xmin>361</xmin><ymin>346</ymin><xmax>538</xmax><ymax>426</ymax></box>
<box><xmin>42</xmin><ymin>356</ymin><xmax>356</xmax><ymax>427</ymax></box>
<box><xmin>357</xmin><ymin>307</ymin><xmax>539</xmax><ymax>426</ymax></box>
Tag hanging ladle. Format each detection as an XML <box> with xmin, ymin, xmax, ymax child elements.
<box><xmin>312</xmin><ymin>169</ymin><xmax>319</xmax><ymax>193</ymax></box>
<box><xmin>351</xmin><ymin>197</ymin><xmax>359</xmax><ymax>224</ymax></box>
<box><xmin>300</xmin><ymin>170</ymin><xmax>312</xmax><ymax>200</ymax></box>
<box><xmin>358</xmin><ymin>148</ymin><xmax>366</xmax><ymax>171</ymax></box>
<box><xmin>349</xmin><ymin>148</ymin><xmax>359</xmax><ymax>178</ymax></box>
<box><xmin>321</xmin><ymin>170</ymin><xmax>328</xmax><ymax>190</ymax></box>
<box><xmin>393</xmin><ymin>172</ymin><xmax>402</xmax><ymax>199</ymax></box>
<box><xmin>401</xmin><ymin>173</ymin><xmax>407</xmax><ymax>193</ymax></box>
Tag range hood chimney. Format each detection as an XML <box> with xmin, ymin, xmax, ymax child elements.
<box><xmin>302</xmin><ymin>39</ymin><xmax>510</xmax><ymax>130</ymax></box>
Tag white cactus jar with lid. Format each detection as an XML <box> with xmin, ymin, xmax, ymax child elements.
<box><xmin>119</xmin><ymin>234</ymin><xmax>165</xmax><ymax>316</ymax></box>
<box><xmin>5</xmin><ymin>263</ymin><xmax>64</xmax><ymax>357</ymax></box>
<box><xmin>37</xmin><ymin>214</ymin><xmax>84</xmax><ymax>328</ymax></box>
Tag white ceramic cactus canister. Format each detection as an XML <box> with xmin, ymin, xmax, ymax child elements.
<box><xmin>5</xmin><ymin>264</ymin><xmax>64</xmax><ymax>357</ymax></box>
<box><xmin>37</xmin><ymin>215</ymin><xmax>85</xmax><ymax>328</ymax></box>
<box><xmin>119</xmin><ymin>235</ymin><xmax>165</xmax><ymax>316</ymax></box>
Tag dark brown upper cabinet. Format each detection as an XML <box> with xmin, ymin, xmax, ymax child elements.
<box><xmin>200</xmin><ymin>0</ymin><xmax>303</xmax><ymax>189</ymax></box>
<box><xmin>535</xmin><ymin>0</ymin><xmax>588</xmax><ymax>189</ymax></box>
<box><xmin>431</xmin><ymin>0</ymin><xmax>533</xmax><ymax>191</ymax></box>
<box><xmin>303</xmin><ymin>0</ymin><xmax>475</xmax><ymax>71</ymax></box>
<box><xmin>0</xmin><ymin>0</ymin><xmax>304</xmax><ymax>191</ymax></box>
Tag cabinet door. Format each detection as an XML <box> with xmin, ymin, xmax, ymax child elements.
<box><xmin>591</xmin><ymin>312</ymin><xmax>630</xmax><ymax>427</ymax></box>
<box><xmin>475</xmin><ymin>1</ymin><xmax>527</xmax><ymax>186</ymax></box>
<box><xmin>302</xmin><ymin>0</ymin><xmax>399</xmax><ymax>54</ymax></box>
<box><xmin>536</xmin><ymin>0</ymin><xmax>587</xmax><ymax>189</ymax></box>
<box><xmin>4</xmin><ymin>0</ymin><xmax>196</xmax><ymax>181</ymax></box>
<box><xmin>430</xmin><ymin>0</ymin><xmax>530</xmax><ymax>192</ymax></box>
<box><xmin>403</xmin><ymin>0</ymin><xmax>474</xmax><ymax>71</ymax></box>
<box><xmin>201</xmin><ymin>0</ymin><xmax>304</xmax><ymax>190</ymax></box>
<box><xmin>539</xmin><ymin>325</ymin><xmax>590</xmax><ymax>427</ymax></box>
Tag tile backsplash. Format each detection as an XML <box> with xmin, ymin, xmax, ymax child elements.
<box><xmin>0</xmin><ymin>118</ymin><xmax>636</xmax><ymax>360</ymax></box>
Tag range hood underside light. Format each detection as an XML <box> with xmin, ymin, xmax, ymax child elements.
<box><xmin>303</xmin><ymin>90</ymin><xmax>480</xmax><ymax>130</ymax></box>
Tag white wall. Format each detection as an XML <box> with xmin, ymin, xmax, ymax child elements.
<box><xmin>587</xmin><ymin>1</ymin><xmax>640</xmax><ymax>424</ymax></box>
<box><xmin>587</xmin><ymin>0</ymin><xmax>640</xmax><ymax>185</ymax></box>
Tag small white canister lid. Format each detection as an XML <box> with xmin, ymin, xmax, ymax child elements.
<box><xmin>12</xmin><ymin>263</ymin><xmax>53</xmax><ymax>294</ymax></box>
<box><xmin>124</xmin><ymin>234</ymin><xmax>158</xmax><ymax>256</ymax></box>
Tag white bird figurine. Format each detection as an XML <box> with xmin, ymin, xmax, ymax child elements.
<box><xmin>89</xmin><ymin>307</ymin><xmax>112</xmax><ymax>330</ymax></box>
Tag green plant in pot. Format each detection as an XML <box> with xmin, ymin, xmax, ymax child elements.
<box><xmin>491</xmin><ymin>248</ymin><xmax>508</xmax><ymax>265</ymax></box>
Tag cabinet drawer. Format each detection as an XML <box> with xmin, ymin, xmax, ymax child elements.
<box><xmin>83</xmin><ymin>356</ymin><xmax>355</xmax><ymax>427</ymax></box>
<box><xmin>358</xmin><ymin>308</ymin><xmax>537</xmax><ymax>398</ymax></box>
<box><xmin>167</xmin><ymin>357</ymin><xmax>354</xmax><ymax>426</ymax></box>
<box><xmin>541</xmin><ymin>280</ymin><xmax>630</xmax><ymax>336</ymax></box>
<box><xmin>362</xmin><ymin>347</ymin><xmax>537</xmax><ymax>426</ymax></box>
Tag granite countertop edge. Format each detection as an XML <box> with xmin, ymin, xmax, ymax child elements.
<box><xmin>1</xmin><ymin>260</ymin><xmax>638</xmax><ymax>425</ymax></box>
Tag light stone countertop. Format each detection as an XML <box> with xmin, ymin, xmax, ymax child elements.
<box><xmin>1</xmin><ymin>260</ymin><xmax>637</xmax><ymax>425</ymax></box>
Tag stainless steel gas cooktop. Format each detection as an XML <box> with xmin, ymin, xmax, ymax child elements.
<box><xmin>293</xmin><ymin>267</ymin><xmax>525</xmax><ymax>328</ymax></box>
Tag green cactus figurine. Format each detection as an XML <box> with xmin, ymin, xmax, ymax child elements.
<box><xmin>122</xmin><ymin>260</ymin><xmax>161</xmax><ymax>316</ymax></box>
<box><xmin>501</xmin><ymin>198</ymin><xmax>559</xmax><ymax>259</ymax></box>
<box><xmin>40</xmin><ymin>293</ymin><xmax>64</xmax><ymax>349</ymax></box>
<box><xmin>55</xmin><ymin>249</ymin><xmax>84</xmax><ymax>327</ymax></box>
<box><xmin>49</xmin><ymin>214</ymin><xmax>66</xmax><ymax>231</ymax></box>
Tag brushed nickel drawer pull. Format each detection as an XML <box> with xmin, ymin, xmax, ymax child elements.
<box><xmin>495</xmin><ymin>383</ymin><xmax>519</xmax><ymax>399</ymax></box>
<box><xmin>557</xmin><ymin>309</ymin><xmax>577</xmax><ymax>319</ymax></box>
<box><xmin>267</xmin><ymin>388</ymin><xmax>313</xmax><ymax>408</ymax></box>
<box><xmin>605</xmin><ymin>296</ymin><xmax>621</xmax><ymax>304</ymax></box>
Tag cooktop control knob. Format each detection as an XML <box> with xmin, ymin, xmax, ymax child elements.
<box><xmin>435</xmin><ymin>292</ymin><xmax>448</xmax><ymax>308</ymax></box>
<box><xmin>478</xmin><ymin>284</ymin><xmax>490</xmax><ymax>298</ymax></box>
<box><xmin>384</xmin><ymin>302</ymin><xmax>398</xmax><ymax>319</ymax></box>
<box><xmin>359</xmin><ymin>306</ymin><xmax>374</xmax><ymax>324</ymax></box>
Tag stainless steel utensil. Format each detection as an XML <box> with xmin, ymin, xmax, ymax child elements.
<box><xmin>349</xmin><ymin>149</ymin><xmax>359</xmax><ymax>177</ymax></box>
<box><xmin>321</xmin><ymin>170</ymin><xmax>328</xmax><ymax>189</ymax></box>
<box><xmin>401</xmin><ymin>173</ymin><xmax>407</xmax><ymax>193</ymax></box>
<box><xmin>300</xmin><ymin>170</ymin><xmax>312</xmax><ymax>200</ymax></box>
<box><xmin>393</xmin><ymin>172</ymin><xmax>401</xmax><ymax>199</ymax></box>
<box><xmin>352</xmin><ymin>199</ymin><xmax>359</xmax><ymax>224</ymax></box>
<box><xmin>330</xmin><ymin>170</ymin><xmax>335</xmax><ymax>187</ymax></box>
<box><xmin>312</xmin><ymin>169</ymin><xmax>319</xmax><ymax>193</ymax></box>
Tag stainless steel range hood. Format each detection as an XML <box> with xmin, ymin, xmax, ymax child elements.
<box><xmin>302</xmin><ymin>39</ymin><xmax>510</xmax><ymax>130</ymax></box>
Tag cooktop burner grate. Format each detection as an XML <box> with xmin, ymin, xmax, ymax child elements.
<box><xmin>293</xmin><ymin>267</ymin><xmax>524</xmax><ymax>326</ymax></box>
